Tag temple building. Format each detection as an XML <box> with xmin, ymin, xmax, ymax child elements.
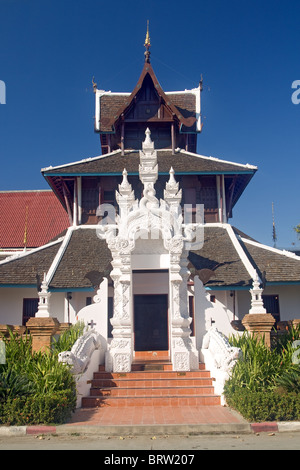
<box><xmin>1</xmin><ymin>31</ymin><xmax>300</xmax><ymax>373</ymax></box>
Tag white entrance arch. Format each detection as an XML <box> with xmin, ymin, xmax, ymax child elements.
<box><xmin>97</xmin><ymin>129</ymin><xmax>202</xmax><ymax>372</ymax></box>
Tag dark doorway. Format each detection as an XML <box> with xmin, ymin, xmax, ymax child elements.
<box><xmin>263</xmin><ymin>294</ymin><xmax>280</xmax><ymax>324</ymax></box>
<box><xmin>134</xmin><ymin>294</ymin><xmax>168</xmax><ymax>351</ymax></box>
<box><xmin>22</xmin><ymin>298</ymin><xmax>39</xmax><ymax>326</ymax></box>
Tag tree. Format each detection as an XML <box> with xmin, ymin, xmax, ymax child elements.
<box><xmin>294</xmin><ymin>225</ymin><xmax>300</xmax><ymax>239</ymax></box>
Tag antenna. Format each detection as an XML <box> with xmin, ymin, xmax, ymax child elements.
<box><xmin>272</xmin><ymin>202</ymin><xmax>277</xmax><ymax>248</ymax></box>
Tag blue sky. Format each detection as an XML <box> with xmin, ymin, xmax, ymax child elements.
<box><xmin>0</xmin><ymin>0</ymin><xmax>300</xmax><ymax>249</ymax></box>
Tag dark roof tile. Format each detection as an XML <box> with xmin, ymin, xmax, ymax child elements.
<box><xmin>43</xmin><ymin>150</ymin><xmax>255</xmax><ymax>176</ymax></box>
<box><xmin>0</xmin><ymin>241</ymin><xmax>62</xmax><ymax>286</ymax></box>
<box><xmin>49</xmin><ymin>229</ymin><xmax>112</xmax><ymax>289</ymax></box>
<box><xmin>188</xmin><ymin>227</ymin><xmax>252</xmax><ymax>287</ymax></box>
<box><xmin>241</xmin><ymin>240</ymin><xmax>300</xmax><ymax>284</ymax></box>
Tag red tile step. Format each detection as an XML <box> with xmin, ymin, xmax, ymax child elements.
<box><xmin>94</xmin><ymin>370</ymin><xmax>211</xmax><ymax>380</ymax></box>
<box><xmin>131</xmin><ymin>361</ymin><xmax>173</xmax><ymax>371</ymax></box>
<box><xmin>81</xmin><ymin>362</ymin><xmax>221</xmax><ymax>408</ymax></box>
<box><xmin>81</xmin><ymin>395</ymin><xmax>221</xmax><ymax>407</ymax></box>
<box><xmin>98</xmin><ymin>362</ymin><xmax>207</xmax><ymax>372</ymax></box>
<box><xmin>91</xmin><ymin>377</ymin><xmax>213</xmax><ymax>388</ymax></box>
<box><xmin>89</xmin><ymin>385</ymin><xmax>215</xmax><ymax>397</ymax></box>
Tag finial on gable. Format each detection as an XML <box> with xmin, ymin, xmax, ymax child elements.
<box><xmin>144</xmin><ymin>20</ymin><xmax>151</xmax><ymax>63</ymax></box>
<box><xmin>92</xmin><ymin>76</ymin><xmax>97</xmax><ymax>93</ymax></box>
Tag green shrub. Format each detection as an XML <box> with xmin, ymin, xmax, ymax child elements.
<box><xmin>52</xmin><ymin>321</ymin><xmax>85</xmax><ymax>354</ymax></box>
<box><xmin>226</xmin><ymin>332</ymin><xmax>284</xmax><ymax>393</ymax></box>
<box><xmin>275</xmin><ymin>367</ymin><xmax>300</xmax><ymax>394</ymax></box>
<box><xmin>0</xmin><ymin>390</ymin><xmax>76</xmax><ymax>425</ymax></box>
<box><xmin>0</xmin><ymin>368</ymin><xmax>34</xmax><ymax>400</ymax></box>
<box><xmin>225</xmin><ymin>389</ymin><xmax>300</xmax><ymax>422</ymax></box>
<box><xmin>224</xmin><ymin>329</ymin><xmax>300</xmax><ymax>422</ymax></box>
<box><xmin>0</xmin><ymin>329</ymin><xmax>77</xmax><ymax>425</ymax></box>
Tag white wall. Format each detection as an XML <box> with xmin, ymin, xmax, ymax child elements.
<box><xmin>0</xmin><ymin>287</ymin><xmax>38</xmax><ymax>324</ymax></box>
<box><xmin>237</xmin><ymin>285</ymin><xmax>300</xmax><ymax>322</ymax></box>
<box><xmin>75</xmin><ymin>279</ymin><xmax>108</xmax><ymax>360</ymax></box>
<box><xmin>49</xmin><ymin>292</ymin><xmax>65</xmax><ymax>323</ymax></box>
<box><xmin>68</xmin><ymin>291</ymin><xmax>94</xmax><ymax>324</ymax></box>
<box><xmin>193</xmin><ymin>277</ymin><xmax>237</xmax><ymax>350</ymax></box>
<box><xmin>236</xmin><ymin>290</ymin><xmax>251</xmax><ymax>320</ymax></box>
<box><xmin>0</xmin><ymin>288</ymin><xmax>94</xmax><ymax>326</ymax></box>
<box><xmin>264</xmin><ymin>285</ymin><xmax>300</xmax><ymax>321</ymax></box>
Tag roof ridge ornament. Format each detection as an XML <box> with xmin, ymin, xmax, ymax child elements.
<box><xmin>144</xmin><ymin>20</ymin><xmax>151</xmax><ymax>63</ymax></box>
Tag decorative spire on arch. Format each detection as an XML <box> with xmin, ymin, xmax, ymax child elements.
<box><xmin>144</xmin><ymin>20</ymin><xmax>151</xmax><ymax>63</ymax></box>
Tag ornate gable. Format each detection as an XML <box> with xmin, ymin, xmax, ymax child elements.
<box><xmin>107</xmin><ymin>64</ymin><xmax>196</xmax><ymax>130</ymax></box>
<box><xmin>94</xmin><ymin>28</ymin><xmax>201</xmax><ymax>154</ymax></box>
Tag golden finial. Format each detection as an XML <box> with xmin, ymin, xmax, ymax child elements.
<box><xmin>144</xmin><ymin>20</ymin><xmax>151</xmax><ymax>63</ymax></box>
<box><xmin>144</xmin><ymin>20</ymin><xmax>151</xmax><ymax>47</ymax></box>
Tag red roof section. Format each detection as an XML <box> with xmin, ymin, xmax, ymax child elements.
<box><xmin>0</xmin><ymin>190</ymin><xmax>69</xmax><ymax>249</ymax></box>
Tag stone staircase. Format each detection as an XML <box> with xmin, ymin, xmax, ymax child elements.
<box><xmin>81</xmin><ymin>354</ymin><xmax>221</xmax><ymax>408</ymax></box>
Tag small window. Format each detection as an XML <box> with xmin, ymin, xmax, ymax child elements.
<box><xmin>262</xmin><ymin>295</ymin><xmax>280</xmax><ymax>324</ymax></box>
<box><xmin>23</xmin><ymin>298</ymin><xmax>39</xmax><ymax>326</ymax></box>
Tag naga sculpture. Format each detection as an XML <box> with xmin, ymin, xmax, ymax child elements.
<box><xmin>58</xmin><ymin>328</ymin><xmax>102</xmax><ymax>375</ymax></box>
<box><xmin>202</xmin><ymin>327</ymin><xmax>242</xmax><ymax>373</ymax></box>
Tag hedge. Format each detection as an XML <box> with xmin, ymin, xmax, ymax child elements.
<box><xmin>224</xmin><ymin>389</ymin><xmax>300</xmax><ymax>422</ymax></box>
<box><xmin>0</xmin><ymin>327</ymin><xmax>80</xmax><ymax>426</ymax></box>
<box><xmin>0</xmin><ymin>389</ymin><xmax>76</xmax><ymax>426</ymax></box>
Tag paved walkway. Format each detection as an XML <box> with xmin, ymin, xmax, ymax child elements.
<box><xmin>61</xmin><ymin>404</ymin><xmax>250</xmax><ymax>434</ymax></box>
<box><xmin>67</xmin><ymin>404</ymin><xmax>242</xmax><ymax>426</ymax></box>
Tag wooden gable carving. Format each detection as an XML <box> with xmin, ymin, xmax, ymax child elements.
<box><xmin>107</xmin><ymin>63</ymin><xmax>196</xmax><ymax>130</ymax></box>
<box><xmin>124</xmin><ymin>73</ymin><xmax>173</xmax><ymax>123</ymax></box>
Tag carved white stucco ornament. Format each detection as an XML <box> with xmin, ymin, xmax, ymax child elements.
<box><xmin>249</xmin><ymin>273</ymin><xmax>267</xmax><ymax>314</ymax></box>
<box><xmin>97</xmin><ymin>129</ymin><xmax>204</xmax><ymax>372</ymax></box>
<box><xmin>58</xmin><ymin>328</ymin><xmax>102</xmax><ymax>375</ymax></box>
<box><xmin>36</xmin><ymin>272</ymin><xmax>51</xmax><ymax>318</ymax></box>
<box><xmin>202</xmin><ymin>327</ymin><xmax>242</xmax><ymax>403</ymax></box>
<box><xmin>202</xmin><ymin>327</ymin><xmax>242</xmax><ymax>373</ymax></box>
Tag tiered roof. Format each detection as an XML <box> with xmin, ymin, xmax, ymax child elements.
<box><xmin>42</xmin><ymin>149</ymin><xmax>256</xmax><ymax>214</ymax></box>
<box><xmin>1</xmin><ymin>31</ymin><xmax>299</xmax><ymax>294</ymax></box>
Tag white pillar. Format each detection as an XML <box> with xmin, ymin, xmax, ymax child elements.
<box><xmin>221</xmin><ymin>174</ymin><xmax>227</xmax><ymax>223</ymax></box>
<box><xmin>77</xmin><ymin>176</ymin><xmax>82</xmax><ymax>225</ymax></box>
<box><xmin>105</xmin><ymin>250</ymin><xmax>133</xmax><ymax>372</ymax></box>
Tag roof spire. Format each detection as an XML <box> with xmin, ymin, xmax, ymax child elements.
<box><xmin>144</xmin><ymin>20</ymin><xmax>151</xmax><ymax>63</ymax></box>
